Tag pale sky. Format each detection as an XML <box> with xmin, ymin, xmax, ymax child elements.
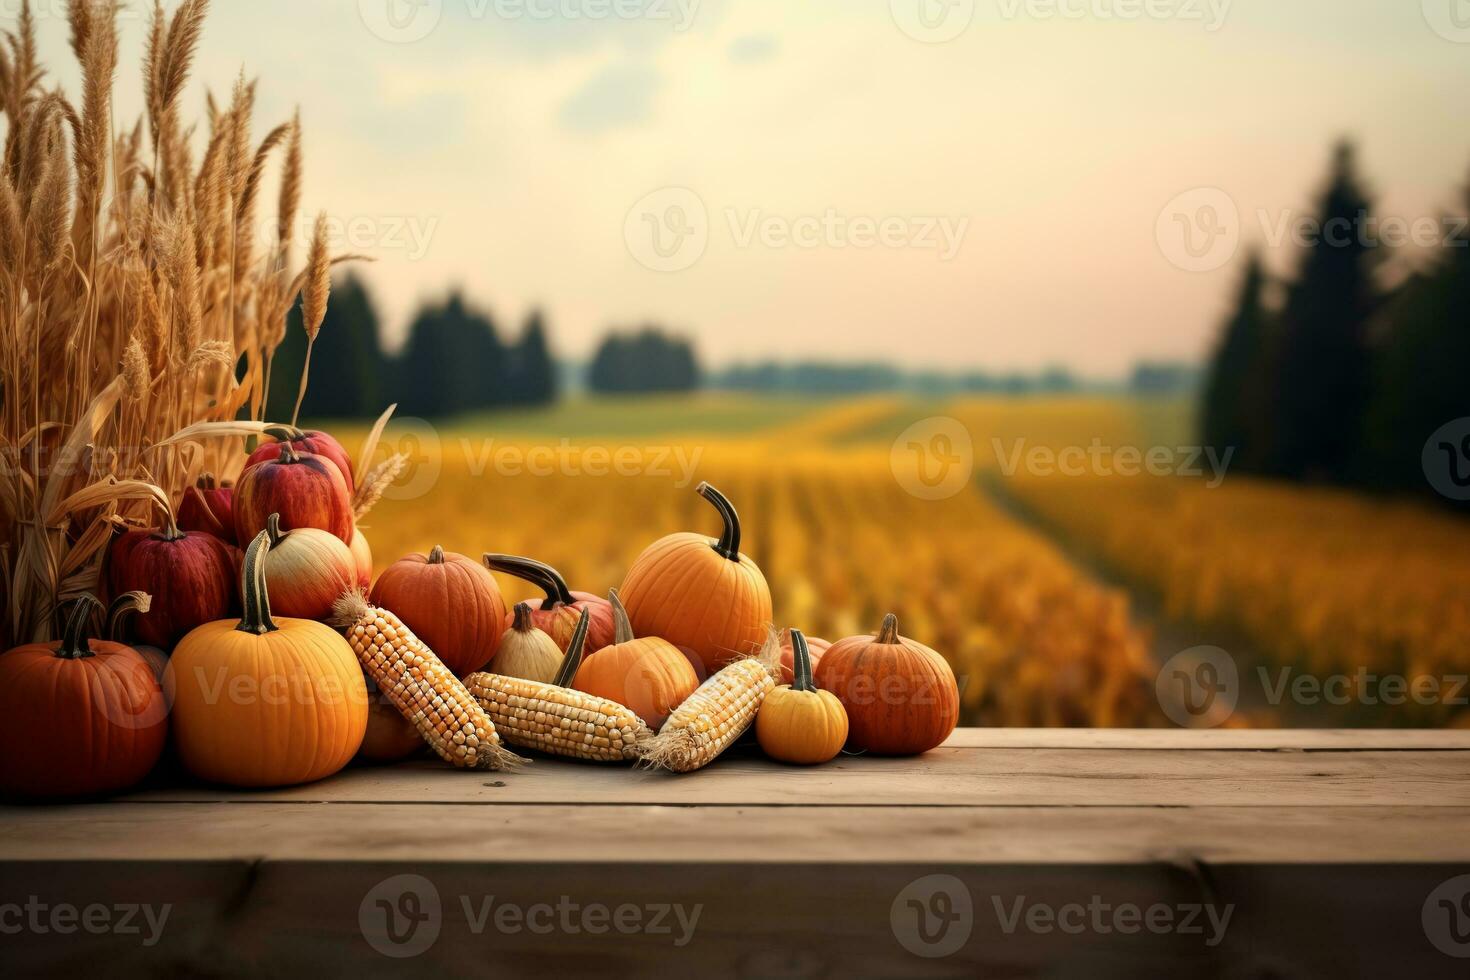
<box><xmin>23</xmin><ymin>0</ymin><xmax>1470</xmax><ymax>375</ymax></box>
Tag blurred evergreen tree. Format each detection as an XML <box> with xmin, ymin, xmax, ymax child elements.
<box><xmin>507</xmin><ymin>310</ymin><xmax>558</xmax><ymax>406</ymax></box>
<box><xmin>393</xmin><ymin>292</ymin><xmax>507</xmax><ymax>418</ymax></box>
<box><xmin>588</xmin><ymin>327</ymin><xmax>700</xmax><ymax>394</ymax></box>
<box><xmin>1363</xmin><ymin>173</ymin><xmax>1470</xmax><ymax>492</ymax></box>
<box><xmin>264</xmin><ymin>273</ymin><xmax>388</xmax><ymax>423</ymax></box>
<box><xmin>1268</xmin><ymin>141</ymin><xmax>1380</xmax><ymax>481</ymax></box>
<box><xmin>1201</xmin><ymin>252</ymin><xmax>1276</xmax><ymax>470</ymax></box>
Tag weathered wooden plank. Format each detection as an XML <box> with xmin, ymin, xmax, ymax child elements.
<box><xmin>4</xmin><ymin>804</ymin><xmax>1469</xmax><ymax>864</ymax></box>
<box><xmin>107</xmin><ymin>745</ymin><xmax>1470</xmax><ymax>807</ymax></box>
<box><xmin>946</xmin><ymin>728</ymin><xmax>1470</xmax><ymax>751</ymax></box>
<box><xmin>2</xmin><ymin>861</ymin><xmax>1462</xmax><ymax>979</ymax></box>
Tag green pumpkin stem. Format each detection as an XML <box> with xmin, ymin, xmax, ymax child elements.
<box><xmin>877</xmin><ymin>613</ymin><xmax>900</xmax><ymax>645</ymax></box>
<box><xmin>482</xmin><ymin>553</ymin><xmax>575</xmax><ymax>606</ymax></box>
<box><xmin>607</xmin><ymin>588</ymin><xmax>635</xmax><ymax>645</ymax></box>
<box><xmin>696</xmin><ymin>482</ymin><xmax>742</xmax><ymax>562</ymax></box>
<box><xmin>55</xmin><ymin>595</ymin><xmax>105</xmax><ymax>659</ymax></box>
<box><xmin>235</xmin><ymin>527</ymin><xmax>279</xmax><ymax>635</ymax></box>
<box><xmin>105</xmin><ymin>591</ymin><xmax>152</xmax><ymax>642</ymax></box>
<box><xmin>552</xmin><ymin>608</ymin><xmax>592</xmax><ymax>688</ymax></box>
<box><xmin>790</xmin><ymin>629</ymin><xmax>815</xmax><ymax>692</ymax></box>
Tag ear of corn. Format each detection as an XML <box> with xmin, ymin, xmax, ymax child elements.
<box><xmin>333</xmin><ymin>591</ymin><xmax>523</xmax><ymax>771</ymax></box>
<box><xmin>641</xmin><ymin>632</ymin><xmax>780</xmax><ymax>773</ymax></box>
<box><xmin>465</xmin><ymin>673</ymin><xmax>652</xmax><ymax>762</ymax></box>
<box><xmin>465</xmin><ymin>608</ymin><xmax>652</xmax><ymax>762</ymax></box>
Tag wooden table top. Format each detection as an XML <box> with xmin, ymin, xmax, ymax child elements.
<box><xmin>5</xmin><ymin>728</ymin><xmax>1470</xmax><ymax>864</ymax></box>
<box><xmin>4</xmin><ymin>729</ymin><xmax>1469</xmax><ymax>977</ymax></box>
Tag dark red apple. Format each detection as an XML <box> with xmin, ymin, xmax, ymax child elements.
<box><xmin>245</xmin><ymin>426</ymin><xmax>355</xmax><ymax>490</ymax></box>
<box><xmin>235</xmin><ymin>443</ymin><xmax>355</xmax><ymax>543</ymax></box>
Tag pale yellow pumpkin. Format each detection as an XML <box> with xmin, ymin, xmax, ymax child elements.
<box><xmin>756</xmin><ymin>629</ymin><xmax>848</xmax><ymax>765</ymax></box>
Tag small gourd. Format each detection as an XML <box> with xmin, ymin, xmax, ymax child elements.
<box><xmin>756</xmin><ymin>629</ymin><xmax>849</xmax><ymax>765</ymax></box>
<box><xmin>490</xmin><ymin>603</ymin><xmax>565</xmax><ymax>683</ymax></box>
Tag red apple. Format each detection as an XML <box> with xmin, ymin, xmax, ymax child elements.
<box><xmin>235</xmin><ymin>444</ymin><xmax>355</xmax><ymax>544</ymax></box>
<box><xmin>246</xmin><ymin>426</ymin><xmax>355</xmax><ymax>490</ymax></box>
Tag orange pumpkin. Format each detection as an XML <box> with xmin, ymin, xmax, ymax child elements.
<box><xmin>777</xmin><ymin>628</ymin><xmax>831</xmax><ymax>686</ymax></box>
<box><xmin>370</xmin><ymin>545</ymin><xmax>506</xmax><ymax>676</ymax></box>
<box><xmin>168</xmin><ymin>529</ymin><xmax>368</xmax><ymax>787</ymax></box>
<box><xmin>619</xmin><ymin>482</ymin><xmax>773</xmax><ymax>675</ymax></box>
<box><xmin>0</xmin><ymin>596</ymin><xmax>168</xmax><ymax>798</ymax></box>
<box><xmin>813</xmin><ymin>614</ymin><xmax>958</xmax><ymax>756</ymax></box>
<box><xmin>571</xmin><ymin>590</ymin><xmax>699</xmax><ymax>729</ymax></box>
<box><xmin>757</xmin><ymin>629</ymin><xmax>848</xmax><ymax>765</ymax></box>
<box><xmin>356</xmin><ymin>679</ymin><xmax>425</xmax><ymax>764</ymax></box>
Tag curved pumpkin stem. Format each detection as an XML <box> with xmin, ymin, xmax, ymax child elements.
<box><xmin>552</xmin><ymin>607</ymin><xmax>592</xmax><ymax>688</ymax></box>
<box><xmin>789</xmin><ymin>628</ymin><xmax>815</xmax><ymax>692</ymax></box>
<box><xmin>482</xmin><ymin>553</ymin><xmax>575</xmax><ymax>606</ymax></box>
<box><xmin>607</xmin><ymin>588</ymin><xmax>635</xmax><ymax>645</ymax></box>
<box><xmin>265</xmin><ymin>512</ymin><xmax>288</xmax><ymax>549</ymax></box>
<box><xmin>277</xmin><ymin>442</ymin><xmax>301</xmax><ymax>465</ymax></box>
<box><xmin>236</xmin><ymin>528</ymin><xmax>280</xmax><ymax>636</ymax></box>
<box><xmin>105</xmin><ymin>591</ymin><xmax>152</xmax><ymax>642</ymax></box>
<box><xmin>696</xmin><ymin>482</ymin><xmax>742</xmax><ymax>562</ymax></box>
<box><xmin>876</xmin><ymin>613</ymin><xmax>900</xmax><ymax>645</ymax></box>
<box><xmin>264</xmin><ymin>424</ymin><xmax>307</xmax><ymax>443</ymax></box>
<box><xmin>56</xmin><ymin>594</ymin><xmax>105</xmax><ymax>659</ymax></box>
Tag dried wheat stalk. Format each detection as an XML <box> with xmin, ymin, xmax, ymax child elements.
<box><xmin>0</xmin><ymin>0</ymin><xmax>356</xmax><ymax>645</ymax></box>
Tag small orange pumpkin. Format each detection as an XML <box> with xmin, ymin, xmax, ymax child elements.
<box><xmin>168</xmin><ymin>529</ymin><xmax>368</xmax><ymax>787</ymax></box>
<box><xmin>356</xmin><ymin>679</ymin><xmax>425</xmax><ymax>764</ymax></box>
<box><xmin>619</xmin><ymin>482</ymin><xmax>773</xmax><ymax>675</ymax></box>
<box><xmin>0</xmin><ymin>596</ymin><xmax>168</xmax><ymax>798</ymax></box>
<box><xmin>571</xmin><ymin>590</ymin><xmax>699</xmax><ymax>729</ymax></box>
<box><xmin>757</xmin><ymin>629</ymin><xmax>848</xmax><ymax>765</ymax></box>
<box><xmin>370</xmin><ymin>545</ymin><xmax>507</xmax><ymax>677</ymax></box>
<box><xmin>813</xmin><ymin>614</ymin><xmax>958</xmax><ymax>756</ymax></box>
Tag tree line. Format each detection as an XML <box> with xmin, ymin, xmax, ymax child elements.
<box><xmin>1201</xmin><ymin>142</ymin><xmax>1470</xmax><ymax>499</ymax></box>
<box><xmin>266</xmin><ymin>276</ymin><xmax>700</xmax><ymax>420</ymax></box>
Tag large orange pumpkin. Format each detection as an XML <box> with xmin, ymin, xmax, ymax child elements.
<box><xmin>571</xmin><ymin>590</ymin><xmax>699</xmax><ymax>729</ymax></box>
<box><xmin>370</xmin><ymin>545</ymin><xmax>507</xmax><ymax>676</ymax></box>
<box><xmin>168</xmin><ymin>529</ymin><xmax>368</xmax><ymax>787</ymax></box>
<box><xmin>813</xmin><ymin>614</ymin><xmax>958</xmax><ymax>756</ymax></box>
<box><xmin>619</xmin><ymin>482</ymin><xmax>772</xmax><ymax>675</ymax></box>
<box><xmin>0</xmin><ymin>596</ymin><xmax>168</xmax><ymax>798</ymax></box>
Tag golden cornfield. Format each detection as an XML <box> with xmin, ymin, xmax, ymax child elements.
<box><xmin>346</xmin><ymin>395</ymin><xmax>1470</xmax><ymax>728</ymax></box>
